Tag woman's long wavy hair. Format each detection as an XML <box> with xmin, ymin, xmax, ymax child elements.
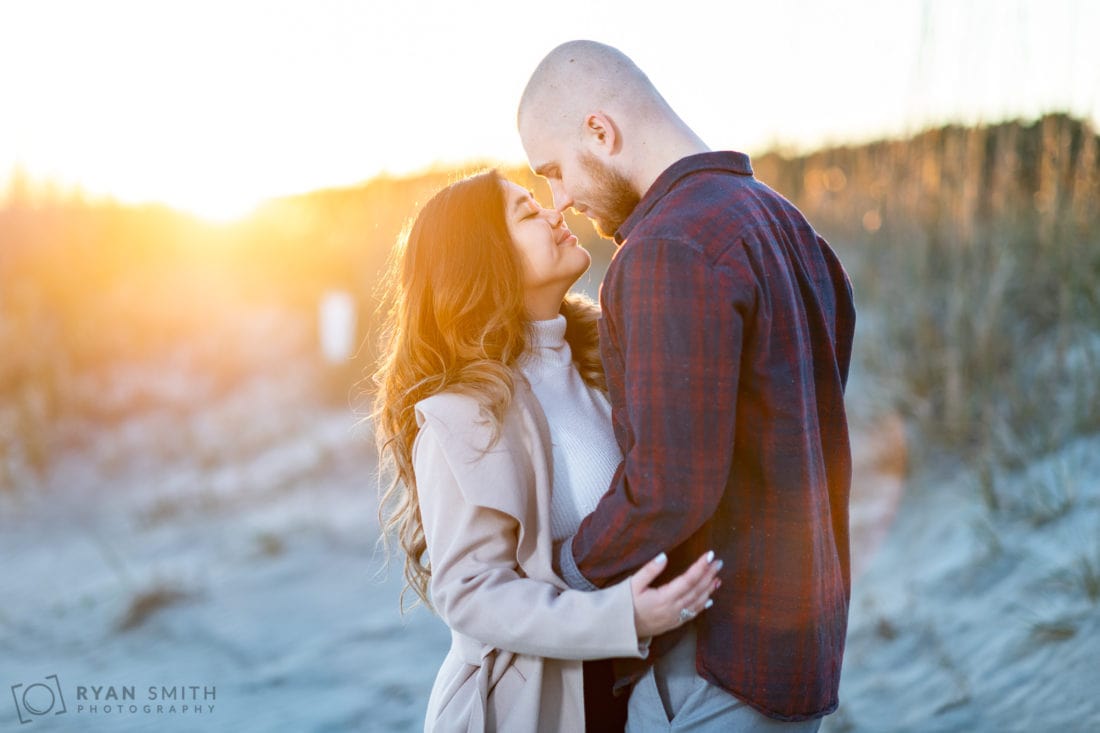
<box><xmin>372</xmin><ymin>170</ymin><xmax>605</xmax><ymax>611</ymax></box>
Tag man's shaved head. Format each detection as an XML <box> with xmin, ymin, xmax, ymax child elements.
<box><xmin>517</xmin><ymin>40</ymin><xmax>707</xmax><ymax>237</ymax></box>
<box><xmin>517</xmin><ymin>40</ymin><xmax>669</xmax><ymax>137</ymax></box>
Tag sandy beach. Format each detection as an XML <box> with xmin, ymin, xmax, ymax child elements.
<box><xmin>2</xmin><ymin>295</ymin><xmax>1097</xmax><ymax>733</ymax></box>
<box><xmin>0</xmin><ymin>336</ymin><xmax>916</xmax><ymax>733</ymax></box>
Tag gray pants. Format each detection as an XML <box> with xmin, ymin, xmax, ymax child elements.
<box><xmin>625</xmin><ymin>626</ymin><xmax>824</xmax><ymax>732</ymax></box>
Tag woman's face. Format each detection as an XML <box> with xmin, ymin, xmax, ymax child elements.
<box><xmin>502</xmin><ymin>180</ymin><xmax>591</xmax><ymax>311</ymax></box>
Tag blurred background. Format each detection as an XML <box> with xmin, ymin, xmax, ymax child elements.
<box><xmin>1</xmin><ymin>1</ymin><xmax>1098</xmax><ymax>731</ymax></box>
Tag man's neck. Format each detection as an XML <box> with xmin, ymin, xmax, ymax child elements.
<box><xmin>632</xmin><ymin>126</ymin><xmax>710</xmax><ymax>197</ymax></box>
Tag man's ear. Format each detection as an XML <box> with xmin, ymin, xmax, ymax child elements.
<box><xmin>582</xmin><ymin>112</ymin><xmax>620</xmax><ymax>156</ymax></box>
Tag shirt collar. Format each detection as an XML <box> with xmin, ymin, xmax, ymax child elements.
<box><xmin>614</xmin><ymin>151</ymin><xmax>754</xmax><ymax>244</ymax></box>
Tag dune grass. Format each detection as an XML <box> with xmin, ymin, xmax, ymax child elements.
<box><xmin>2</xmin><ymin>115</ymin><xmax>1097</xmax><ymax>496</ymax></box>
<box><xmin>754</xmin><ymin>114</ymin><xmax>1100</xmax><ymax>473</ymax></box>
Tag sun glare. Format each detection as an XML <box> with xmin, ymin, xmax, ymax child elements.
<box><xmin>153</xmin><ymin>188</ymin><xmax>267</xmax><ymax>224</ymax></box>
<box><xmin>2</xmin><ymin>1</ymin><xmax>1097</xmax><ymax>224</ymax></box>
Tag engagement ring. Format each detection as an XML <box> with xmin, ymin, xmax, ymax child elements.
<box><xmin>679</xmin><ymin>608</ymin><xmax>696</xmax><ymax>622</ymax></box>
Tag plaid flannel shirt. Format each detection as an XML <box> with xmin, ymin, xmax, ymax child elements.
<box><xmin>557</xmin><ymin>151</ymin><xmax>856</xmax><ymax>721</ymax></box>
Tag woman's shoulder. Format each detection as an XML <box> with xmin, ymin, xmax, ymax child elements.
<box><xmin>415</xmin><ymin>390</ymin><xmax>484</xmax><ymax>426</ymax></box>
<box><xmin>414</xmin><ymin>392</ymin><xmax>490</xmax><ymax>450</ymax></box>
<box><xmin>412</xmin><ymin>386</ymin><xmax>541</xmax><ymax>520</ymax></box>
<box><xmin>414</xmin><ymin>371</ymin><xmax>541</xmax><ymax>418</ymax></box>
<box><xmin>414</xmin><ymin>383</ymin><xmax>532</xmax><ymax>446</ymax></box>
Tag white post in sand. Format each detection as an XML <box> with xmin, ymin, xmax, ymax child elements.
<box><xmin>318</xmin><ymin>290</ymin><xmax>357</xmax><ymax>364</ymax></box>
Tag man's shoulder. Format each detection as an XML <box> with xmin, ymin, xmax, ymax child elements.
<box><xmin>630</xmin><ymin>173</ymin><xmax>767</xmax><ymax>245</ymax></box>
<box><xmin>611</xmin><ymin>208</ymin><xmax>743</xmax><ymax>282</ymax></box>
<box><xmin>625</xmin><ymin>171</ymin><xmax>813</xmax><ymax>260</ymax></box>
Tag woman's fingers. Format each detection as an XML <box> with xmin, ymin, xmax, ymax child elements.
<box><xmin>631</xmin><ymin>550</ymin><xmax>724</xmax><ymax>636</ymax></box>
<box><xmin>660</xmin><ymin>550</ymin><xmax>721</xmax><ymax>603</ymax></box>
<box><xmin>681</xmin><ymin>557</ymin><xmax>722</xmax><ymax>606</ymax></box>
<box><xmin>630</xmin><ymin>551</ymin><xmax>669</xmax><ymax>592</ymax></box>
<box><xmin>630</xmin><ymin>551</ymin><xmax>724</xmax><ymax>637</ymax></box>
<box><xmin>679</xmin><ymin>574</ymin><xmax>721</xmax><ymax>618</ymax></box>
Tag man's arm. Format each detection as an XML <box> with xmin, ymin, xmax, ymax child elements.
<box><xmin>558</xmin><ymin>238</ymin><xmax>749</xmax><ymax>590</ymax></box>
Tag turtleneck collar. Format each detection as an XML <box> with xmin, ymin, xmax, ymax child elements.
<box><xmin>521</xmin><ymin>315</ymin><xmax>572</xmax><ymax>370</ymax></box>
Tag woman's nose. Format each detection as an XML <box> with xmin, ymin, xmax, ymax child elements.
<box><xmin>544</xmin><ymin>207</ymin><xmax>563</xmax><ymax>227</ymax></box>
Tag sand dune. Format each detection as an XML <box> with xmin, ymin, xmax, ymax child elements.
<box><xmin>4</xmin><ymin>354</ymin><xmax>1094</xmax><ymax>731</ymax></box>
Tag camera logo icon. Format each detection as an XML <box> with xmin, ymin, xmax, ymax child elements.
<box><xmin>10</xmin><ymin>675</ymin><xmax>67</xmax><ymax>725</ymax></box>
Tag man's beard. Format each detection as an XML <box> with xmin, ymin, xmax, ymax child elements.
<box><xmin>578</xmin><ymin>152</ymin><xmax>641</xmax><ymax>240</ymax></box>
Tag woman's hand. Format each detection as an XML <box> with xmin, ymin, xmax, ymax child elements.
<box><xmin>629</xmin><ymin>551</ymin><xmax>722</xmax><ymax>638</ymax></box>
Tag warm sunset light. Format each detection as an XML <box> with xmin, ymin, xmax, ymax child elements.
<box><xmin>2</xmin><ymin>0</ymin><xmax>1097</xmax><ymax>220</ymax></box>
<box><xmin>4</xmin><ymin>2</ymin><xmax>1099</xmax><ymax>730</ymax></box>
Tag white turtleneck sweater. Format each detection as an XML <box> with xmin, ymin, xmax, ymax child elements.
<box><xmin>518</xmin><ymin>316</ymin><xmax>624</xmax><ymax>542</ymax></box>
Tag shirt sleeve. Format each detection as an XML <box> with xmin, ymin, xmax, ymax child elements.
<box><xmin>819</xmin><ymin>234</ymin><xmax>857</xmax><ymax>391</ymax></box>
<box><xmin>561</xmin><ymin>237</ymin><xmax>748</xmax><ymax>590</ymax></box>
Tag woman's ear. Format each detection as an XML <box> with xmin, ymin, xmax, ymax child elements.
<box><xmin>583</xmin><ymin>112</ymin><xmax>620</xmax><ymax>156</ymax></box>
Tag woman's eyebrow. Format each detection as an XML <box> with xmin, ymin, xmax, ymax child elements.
<box><xmin>512</xmin><ymin>191</ymin><xmax>536</xmax><ymax>213</ymax></box>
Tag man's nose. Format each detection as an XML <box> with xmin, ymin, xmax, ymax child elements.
<box><xmin>550</xmin><ymin>182</ymin><xmax>573</xmax><ymax>213</ymax></box>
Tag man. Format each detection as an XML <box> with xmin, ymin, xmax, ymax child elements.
<box><xmin>518</xmin><ymin>41</ymin><xmax>856</xmax><ymax>731</ymax></box>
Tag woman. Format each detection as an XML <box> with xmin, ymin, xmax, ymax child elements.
<box><xmin>373</xmin><ymin>170</ymin><xmax>720</xmax><ymax>732</ymax></box>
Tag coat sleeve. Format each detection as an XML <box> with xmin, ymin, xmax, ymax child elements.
<box><xmin>413</xmin><ymin>418</ymin><xmax>649</xmax><ymax>661</ymax></box>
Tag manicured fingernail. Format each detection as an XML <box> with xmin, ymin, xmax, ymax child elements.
<box><xmin>706</xmin><ymin>550</ymin><xmax>715</xmax><ymax>563</ymax></box>
<box><xmin>654</xmin><ymin>552</ymin><xmax>667</xmax><ymax>565</ymax></box>
<box><xmin>715</xmin><ymin>559</ymin><xmax>724</xmax><ymax>571</ymax></box>
<box><xmin>715</xmin><ymin>579</ymin><xmax>722</xmax><ymax>590</ymax></box>
<box><xmin>705</xmin><ymin>599</ymin><xmax>714</xmax><ymax>609</ymax></box>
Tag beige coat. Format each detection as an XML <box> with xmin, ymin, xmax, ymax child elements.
<box><xmin>413</xmin><ymin>381</ymin><xmax>648</xmax><ymax>733</ymax></box>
